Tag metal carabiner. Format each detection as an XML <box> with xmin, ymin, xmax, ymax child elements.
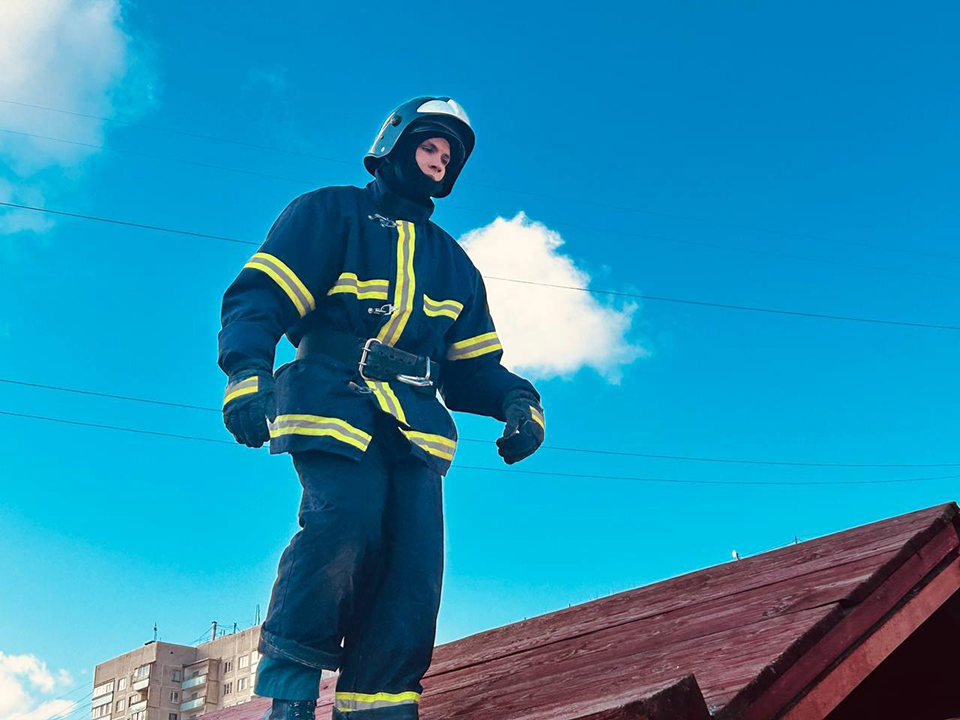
<box><xmin>368</xmin><ymin>213</ymin><xmax>397</xmax><ymax>228</ymax></box>
<box><xmin>367</xmin><ymin>303</ymin><xmax>397</xmax><ymax>316</ymax></box>
<box><xmin>348</xmin><ymin>381</ymin><xmax>373</xmax><ymax>395</ymax></box>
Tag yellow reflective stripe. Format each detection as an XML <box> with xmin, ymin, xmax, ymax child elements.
<box><xmin>327</xmin><ymin>273</ymin><xmax>390</xmax><ymax>300</ymax></box>
<box><xmin>268</xmin><ymin>414</ymin><xmax>371</xmax><ymax>452</ymax></box>
<box><xmin>223</xmin><ymin>377</ymin><xmax>258</xmax><ymax>406</ymax></box>
<box><xmin>335</xmin><ymin>691</ymin><xmax>421</xmax><ymax>705</ymax></box>
<box><xmin>376</xmin><ymin>221</ymin><xmax>416</xmax><ymax>346</ymax></box>
<box><xmin>402</xmin><ymin>430</ymin><xmax>457</xmax><ymax>461</ymax></box>
<box><xmin>446</xmin><ymin>331</ymin><xmax>503</xmax><ymax>360</ymax></box>
<box><xmin>530</xmin><ymin>405</ymin><xmax>545</xmax><ymax>431</ymax></box>
<box><xmin>364</xmin><ymin>380</ymin><xmax>408</xmax><ymax>425</ymax></box>
<box><xmin>244</xmin><ymin>252</ymin><xmax>316</xmax><ymax>317</ymax></box>
<box><xmin>423</xmin><ymin>294</ymin><xmax>464</xmax><ymax>321</ymax></box>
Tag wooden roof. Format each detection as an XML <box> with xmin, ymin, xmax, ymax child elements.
<box><xmin>205</xmin><ymin>501</ymin><xmax>960</xmax><ymax>720</ymax></box>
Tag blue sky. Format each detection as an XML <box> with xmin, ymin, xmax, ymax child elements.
<box><xmin>1</xmin><ymin>0</ymin><xmax>959</xmax><ymax>714</ymax></box>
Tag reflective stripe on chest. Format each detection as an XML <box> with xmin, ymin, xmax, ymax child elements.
<box><xmin>376</xmin><ymin>220</ymin><xmax>416</xmax><ymax>346</ymax></box>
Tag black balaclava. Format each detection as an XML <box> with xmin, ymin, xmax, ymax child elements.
<box><xmin>377</xmin><ymin>130</ymin><xmax>463</xmax><ymax>204</ymax></box>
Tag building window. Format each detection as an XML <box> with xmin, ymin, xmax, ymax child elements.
<box><xmin>169</xmin><ymin>715</ymin><xmax>178</xmax><ymax>720</ymax></box>
<box><xmin>251</xmin><ymin>651</ymin><xmax>259</xmax><ymax>665</ymax></box>
<box><xmin>117</xmin><ymin>677</ymin><xmax>127</xmax><ymax>692</ymax></box>
<box><xmin>222</xmin><ymin>660</ymin><xmax>233</xmax><ymax>675</ymax></box>
<box><xmin>92</xmin><ymin>705</ymin><xmax>110</xmax><ymax>719</ymax></box>
<box><xmin>190</xmin><ymin>693</ymin><xmax>197</xmax><ymax>701</ymax></box>
<box><xmin>237</xmin><ymin>677</ymin><xmax>248</xmax><ymax>692</ymax></box>
<box><xmin>222</xmin><ymin>682</ymin><xmax>232</xmax><ymax>696</ymax></box>
<box><xmin>238</xmin><ymin>655</ymin><xmax>249</xmax><ymax>670</ymax></box>
<box><xmin>129</xmin><ymin>693</ymin><xmax>142</xmax><ymax>705</ymax></box>
<box><xmin>93</xmin><ymin>681</ymin><xmax>115</xmax><ymax>698</ymax></box>
<box><xmin>170</xmin><ymin>691</ymin><xmax>179</xmax><ymax>703</ymax></box>
<box><xmin>133</xmin><ymin>665</ymin><xmax>150</xmax><ymax>681</ymax></box>
<box><xmin>132</xmin><ymin>712</ymin><xmax>146</xmax><ymax>720</ymax></box>
<box><xmin>115</xmin><ymin>700</ymin><xmax>125</xmax><ymax>713</ymax></box>
<box><xmin>172</xmin><ymin>670</ymin><xmax>181</xmax><ymax>682</ymax></box>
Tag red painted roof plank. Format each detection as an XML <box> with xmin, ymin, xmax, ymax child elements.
<box><xmin>201</xmin><ymin>502</ymin><xmax>957</xmax><ymax>720</ymax></box>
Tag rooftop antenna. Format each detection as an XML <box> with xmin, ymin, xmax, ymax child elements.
<box><xmin>233</xmin><ymin>622</ymin><xmax>238</xmax><ymax>635</ymax></box>
<box><xmin>211</xmin><ymin>620</ymin><xmax>217</xmax><ymax>642</ymax></box>
<box><xmin>154</xmin><ymin>623</ymin><xmax>158</xmax><ymax>642</ymax></box>
<box><xmin>256</xmin><ymin>604</ymin><xmax>261</xmax><ymax>626</ymax></box>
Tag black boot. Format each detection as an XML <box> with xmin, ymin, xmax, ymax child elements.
<box><xmin>263</xmin><ymin>699</ymin><xmax>317</xmax><ymax>720</ymax></box>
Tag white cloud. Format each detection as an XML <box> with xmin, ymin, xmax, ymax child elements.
<box><xmin>0</xmin><ymin>0</ymin><xmax>155</xmax><ymax>235</ymax></box>
<box><xmin>459</xmin><ymin>213</ymin><xmax>648</xmax><ymax>382</ymax></box>
<box><xmin>0</xmin><ymin>0</ymin><xmax>148</xmax><ymax>171</ymax></box>
<box><xmin>0</xmin><ymin>651</ymin><xmax>78</xmax><ymax>720</ymax></box>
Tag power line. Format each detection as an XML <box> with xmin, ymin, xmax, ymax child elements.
<box><xmin>5</xmin><ymin>376</ymin><xmax>960</xmax><ymax>469</ymax></box>
<box><xmin>484</xmin><ymin>276</ymin><xmax>960</xmax><ymax>332</ymax></box>
<box><xmin>4</xmin><ymin>96</ymin><xmax>956</xmax><ymax>265</ymax></box>
<box><xmin>4</xmin><ymin>201</ymin><xmax>960</xmax><ymax>332</ymax></box>
<box><xmin>0</xmin><ymin>201</ymin><xmax>251</xmax><ymax>245</ymax></box>
<box><xmin>454</xmin><ymin>465</ymin><xmax>960</xmax><ymax>488</ymax></box>
<box><xmin>2</xmin><ymin>407</ymin><xmax>959</xmax><ymax>487</ymax></box>
<box><xmin>35</xmin><ymin>690</ymin><xmax>94</xmax><ymax>720</ymax></box>
<box><xmin>5</xmin><ymin>126</ymin><xmax>957</xmax><ymax>284</ymax></box>
<box><xmin>0</xmin><ymin>410</ymin><xmax>235</xmax><ymax>446</ymax></box>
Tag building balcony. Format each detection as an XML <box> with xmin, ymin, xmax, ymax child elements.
<box><xmin>181</xmin><ymin>675</ymin><xmax>207</xmax><ymax>690</ymax></box>
<box><xmin>91</xmin><ymin>694</ymin><xmax>113</xmax><ymax>709</ymax></box>
<box><xmin>128</xmin><ymin>701</ymin><xmax>147</xmax><ymax>714</ymax></box>
<box><xmin>132</xmin><ymin>678</ymin><xmax>150</xmax><ymax>692</ymax></box>
<box><xmin>179</xmin><ymin>698</ymin><xmax>205</xmax><ymax>712</ymax></box>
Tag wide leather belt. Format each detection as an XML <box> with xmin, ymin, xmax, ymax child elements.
<box><xmin>297</xmin><ymin>326</ymin><xmax>439</xmax><ymax>390</ymax></box>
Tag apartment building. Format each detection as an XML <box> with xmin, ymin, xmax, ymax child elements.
<box><xmin>91</xmin><ymin>625</ymin><xmax>264</xmax><ymax>720</ymax></box>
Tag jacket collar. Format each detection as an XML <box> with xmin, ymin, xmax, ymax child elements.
<box><xmin>365</xmin><ymin>173</ymin><xmax>435</xmax><ymax>223</ymax></box>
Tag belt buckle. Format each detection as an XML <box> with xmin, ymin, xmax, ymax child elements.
<box><xmin>358</xmin><ymin>338</ymin><xmax>382</xmax><ymax>382</ymax></box>
<box><xmin>360</xmin><ymin>338</ymin><xmax>434</xmax><ymax>388</ymax></box>
<box><xmin>397</xmin><ymin>357</ymin><xmax>433</xmax><ymax>388</ymax></box>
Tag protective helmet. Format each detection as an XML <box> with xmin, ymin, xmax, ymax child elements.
<box><xmin>365</xmin><ymin>96</ymin><xmax>475</xmax><ymax>198</ymax></box>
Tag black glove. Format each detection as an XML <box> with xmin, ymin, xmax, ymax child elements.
<box><xmin>496</xmin><ymin>389</ymin><xmax>545</xmax><ymax>465</ymax></box>
<box><xmin>222</xmin><ymin>373</ymin><xmax>276</xmax><ymax>448</ymax></box>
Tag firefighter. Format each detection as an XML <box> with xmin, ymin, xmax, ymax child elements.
<box><xmin>218</xmin><ymin>96</ymin><xmax>545</xmax><ymax>719</ymax></box>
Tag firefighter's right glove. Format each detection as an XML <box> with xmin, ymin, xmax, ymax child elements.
<box><xmin>222</xmin><ymin>373</ymin><xmax>276</xmax><ymax>448</ymax></box>
<box><xmin>496</xmin><ymin>389</ymin><xmax>545</xmax><ymax>465</ymax></box>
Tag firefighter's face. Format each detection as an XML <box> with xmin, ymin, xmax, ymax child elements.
<box><xmin>416</xmin><ymin>137</ymin><xmax>451</xmax><ymax>182</ymax></box>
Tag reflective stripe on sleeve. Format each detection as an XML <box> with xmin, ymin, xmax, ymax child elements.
<box><xmin>267</xmin><ymin>415</ymin><xmax>372</xmax><ymax>452</ymax></box>
<box><xmin>422</xmin><ymin>294</ymin><xmax>464</xmax><ymax>321</ymax></box>
<box><xmin>223</xmin><ymin>376</ymin><xmax>258</xmax><ymax>406</ymax></box>
<box><xmin>334</xmin><ymin>691</ymin><xmax>421</xmax><ymax>713</ymax></box>
<box><xmin>364</xmin><ymin>380</ymin><xmax>408</xmax><ymax>425</ymax></box>
<box><xmin>244</xmin><ymin>252</ymin><xmax>316</xmax><ymax>317</ymax></box>
<box><xmin>327</xmin><ymin>272</ymin><xmax>390</xmax><ymax>300</ymax></box>
<box><xmin>376</xmin><ymin>221</ymin><xmax>416</xmax><ymax>347</ymax></box>
<box><xmin>446</xmin><ymin>331</ymin><xmax>503</xmax><ymax>361</ymax></box>
<box><xmin>402</xmin><ymin>430</ymin><xmax>457</xmax><ymax>462</ymax></box>
<box><xmin>530</xmin><ymin>405</ymin><xmax>545</xmax><ymax>431</ymax></box>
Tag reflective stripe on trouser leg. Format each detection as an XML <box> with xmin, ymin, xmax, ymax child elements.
<box><xmin>333</xmin><ymin>457</ymin><xmax>444</xmax><ymax>719</ymax></box>
<box><xmin>258</xmin><ymin>443</ymin><xmax>390</xmax><ymax>670</ymax></box>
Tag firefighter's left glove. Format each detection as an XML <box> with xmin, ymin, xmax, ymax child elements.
<box><xmin>222</xmin><ymin>373</ymin><xmax>276</xmax><ymax>448</ymax></box>
<box><xmin>496</xmin><ymin>389</ymin><xmax>545</xmax><ymax>465</ymax></box>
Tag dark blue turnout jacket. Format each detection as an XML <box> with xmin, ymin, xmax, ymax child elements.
<box><xmin>218</xmin><ymin>175</ymin><xmax>538</xmax><ymax>475</ymax></box>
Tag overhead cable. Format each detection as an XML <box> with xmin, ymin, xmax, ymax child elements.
<box><xmin>2</xmin><ymin>408</ymin><xmax>959</xmax><ymax>487</ymax></box>
<box><xmin>4</xmin><ymin>377</ymin><xmax>960</xmax><ymax>468</ymax></box>
<box><xmin>3</xmin><ymin>201</ymin><xmax>959</xmax><ymax>332</ymax></box>
<box><xmin>3</xmin><ymin>127</ymin><xmax>956</xmax><ymax>283</ymax></box>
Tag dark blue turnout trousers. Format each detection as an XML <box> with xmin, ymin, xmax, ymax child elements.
<box><xmin>255</xmin><ymin>417</ymin><xmax>444</xmax><ymax>719</ymax></box>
